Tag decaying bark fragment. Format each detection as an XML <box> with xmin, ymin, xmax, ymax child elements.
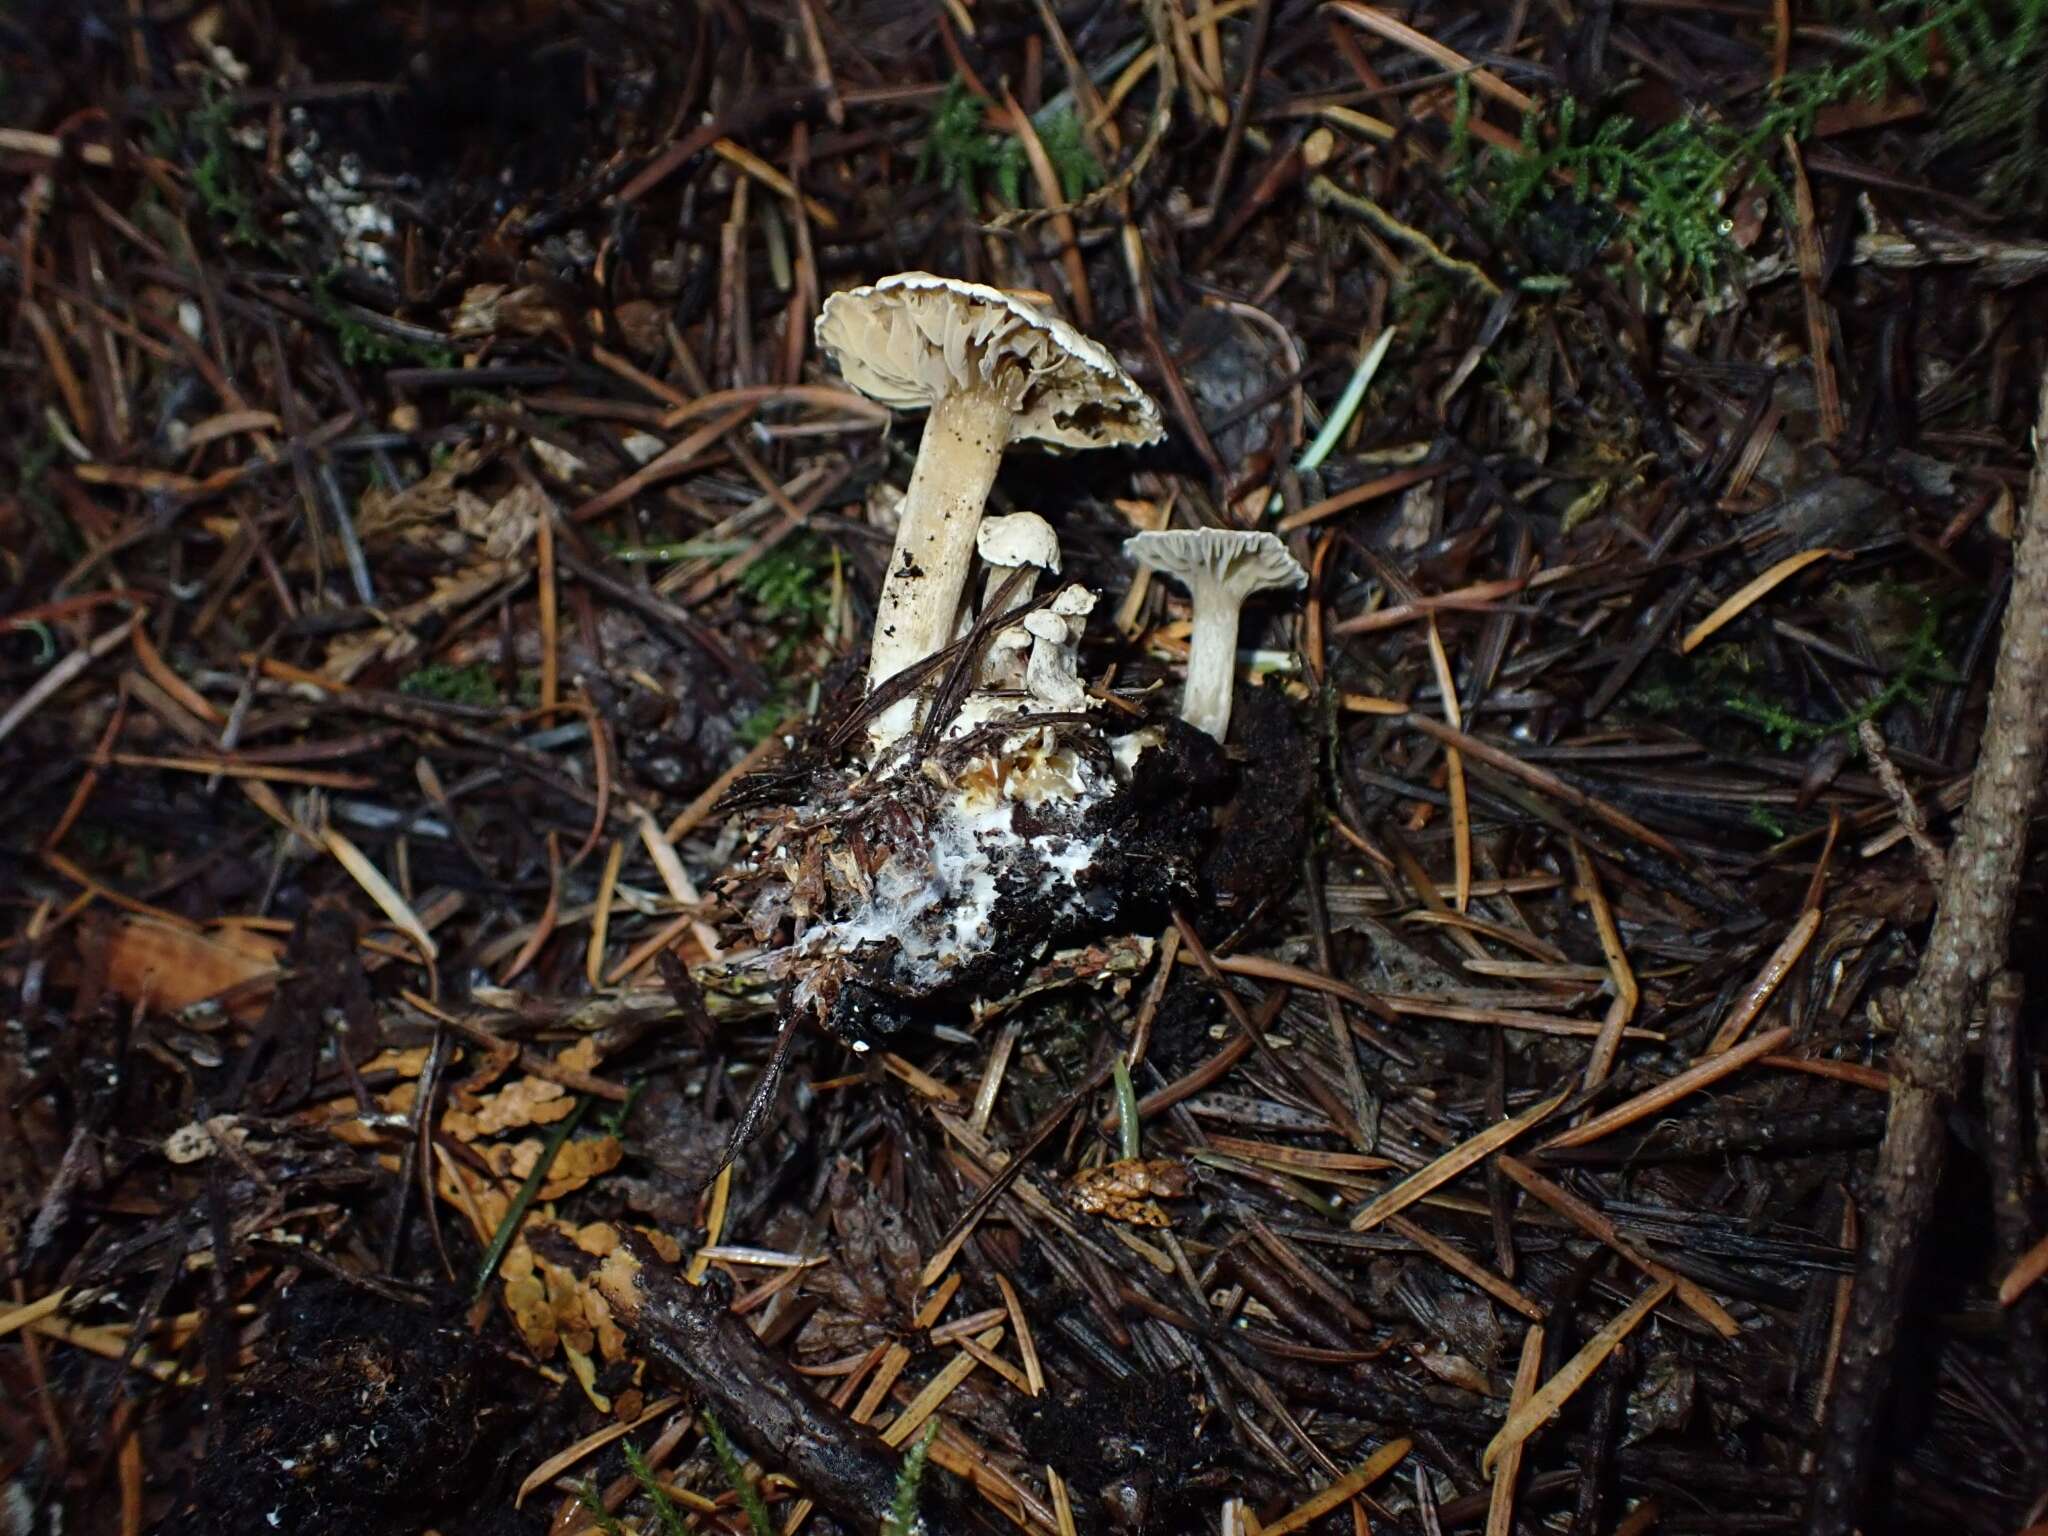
<box><xmin>592</xmin><ymin>1237</ymin><xmax>984</xmax><ymax>1535</ymax></box>
<box><xmin>1808</xmin><ymin>369</ymin><xmax>2048</xmax><ymax>1535</ymax></box>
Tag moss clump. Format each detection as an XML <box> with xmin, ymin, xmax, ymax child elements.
<box><xmin>398</xmin><ymin>662</ymin><xmax>502</xmax><ymax>708</ymax></box>
<box><xmin>312</xmin><ymin>271</ymin><xmax>457</xmax><ymax>368</ymax></box>
<box><xmin>883</xmin><ymin>1421</ymin><xmax>939</xmax><ymax>1536</ymax></box>
<box><xmin>919</xmin><ymin>77</ymin><xmax>1104</xmax><ymax>207</ymax></box>
<box><xmin>1623</xmin><ymin>586</ymin><xmax>1967</xmax><ymax>752</ymax></box>
<box><xmin>740</xmin><ymin>537</ymin><xmax>834</xmax><ymax>629</ymax></box>
<box><xmin>1468</xmin><ymin>0</ymin><xmax>2048</xmax><ymax>282</ymax></box>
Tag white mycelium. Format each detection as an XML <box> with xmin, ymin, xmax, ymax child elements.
<box><xmin>784</xmin><ymin>722</ymin><xmax>1122</xmax><ymax>1031</ymax></box>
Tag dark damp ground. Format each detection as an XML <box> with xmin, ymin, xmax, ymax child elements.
<box><xmin>4</xmin><ymin>2</ymin><xmax>2047</xmax><ymax>1535</ymax></box>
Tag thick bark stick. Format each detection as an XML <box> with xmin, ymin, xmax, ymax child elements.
<box><xmin>1983</xmin><ymin>971</ymin><xmax>2048</xmax><ymax>1474</ymax></box>
<box><xmin>1807</xmin><ymin>371</ymin><xmax>2048</xmax><ymax>1534</ymax></box>
<box><xmin>593</xmin><ymin>1240</ymin><xmax>984</xmax><ymax>1536</ymax></box>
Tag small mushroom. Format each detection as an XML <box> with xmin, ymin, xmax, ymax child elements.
<box><xmin>814</xmin><ymin>274</ymin><xmax>1161</xmax><ymax>748</ymax></box>
<box><xmin>989</xmin><ymin>625</ymin><xmax>1034</xmax><ymax>667</ymax></box>
<box><xmin>1024</xmin><ymin>611</ymin><xmax>1086</xmax><ymax>713</ymax></box>
<box><xmin>1124</xmin><ymin>529</ymin><xmax>1306</xmax><ymax>743</ymax></box>
<box><xmin>970</xmin><ymin>512</ymin><xmax>1062</xmax><ymax>682</ymax></box>
<box><xmin>977</xmin><ymin>511</ymin><xmax>1061</xmax><ymax>617</ymax></box>
<box><xmin>1050</xmin><ymin>584</ymin><xmax>1097</xmax><ymax>622</ymax></box>
<box><xmin>1021</xmin><ymin>585</ymin><xmax>1098</xmax><ymax>713</ymax></box>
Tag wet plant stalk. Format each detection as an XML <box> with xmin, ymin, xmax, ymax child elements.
<box><xmin>471</xmin><ymin>1094</ymin><xmax>589</xmax><ymax>1301</ymax></box>
<box><xmin>1112</xmin><ymin>1054</ymin><xmax>1142</xmax><ymax>1160</ymax></box>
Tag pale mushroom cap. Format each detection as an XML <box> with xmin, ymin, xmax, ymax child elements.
<box><xmin>978</xmin><ymin>512</ymin><xmax>1062</xmax><ymax>574</ymax></box>
<box><xmin>814</xmin><ymin>273</ymin><xmax>1164</xmax><ymax>452</ymax></box>
<box><xmin>1123</xmin><ymin>529</ymin><xmax>1307</xmax><ymax>602</ymax></box>
<box><xmin>1050</xmin><ymin>584</ymin><xmax>1097</xmax><ymax>618</ymax></box>
<box><xmin>1023</xmin><ymin>610</ymin><xmax>1070</xmax><ymax>642</ymax></box>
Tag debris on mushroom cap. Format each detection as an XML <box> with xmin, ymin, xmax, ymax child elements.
<box><xmin>978</xmin><ymin>511</ymin><xmax>1062</xmax><ymax>573</ymax></box>
<box><xmin>813</xmin><ymin>273</ymin><xmax>1164</xmax><ymax>452</ymax></box>
<box><xmin>1122</xmin><ymin>528</ymin><xmax>1308</xmax><ymax>598</ymax></box>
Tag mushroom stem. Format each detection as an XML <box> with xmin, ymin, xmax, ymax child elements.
<box><xmin>982</xmin><ymin>565</ymin><xmax>1037</xmax><ymax>618</ymax></box>
<box><xmin>1125</xmin><ymin>530</ymin><xmax>1303</xmax><ymax>745</ymax></box>
<box><xmin>1181</xmin><ymin>586</ymin><xmax>1245</xmax><ymax>743</ymax></box>
<box><xmin>867</xmin><ymin>388</ymin><xmax>1013</xmax><ymax>745</ymax></box>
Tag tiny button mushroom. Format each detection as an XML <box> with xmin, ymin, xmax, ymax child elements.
<box><xmin>1024</xmin><ymin>610</ymin><xmax>1088</xmax><ymax>713</ymax></box>
<box><xmin>1053</xmin><ymin>587</ymin><xmax>1099</xmax><ymax>697</ymax></box>
<box><xmin>1124</xmin><ymin>529</ymin><xmax>1306</xmax><ymax>742</ymax></box>
<box><xmin>973</xmin><ymin>512</ymin><xmax>1062</xmax><ymax>681</ymax></box>
<box><xmin>977</xmin><ymin>512</ymin><xmax>1062</xmax><ymax>615</ymax></box>
<box><xmin>947</xmin><ymin>625</ymin><xmax>1036</xmax><ymax>738</ymax></box>
<box><xmin>1050</xmin><ymin>584</ymin><xmax>1097</xmax><ymax>622</ymax></box>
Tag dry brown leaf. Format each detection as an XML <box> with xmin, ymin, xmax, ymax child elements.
<box><xmin>96</xmin><ymin>915</ymin><xmax>280</xmax><ymax>1020</ymax></box>
<box><xmin>377</xmin><ymin>1081</ymin><xmax>418</xmax><ymax>1116</ymax></box>
<box><xmin>1411</xmin><ymin>1342</ymin><xmax>1504</xmax><ymax>1397</ymax></box>
<box><xmin>504</xmin><ymin>1276</ymin><xmax>556</xmax><ymax>1356</ymax></box>
<box><xmin>484</xmin><ymin>1077</ymin><xmax>572</xmax><ymax>1132</ymax></box>
<box><xmin>321</xmin><ymin>559</ymin><xmax>511</xmax><ymax>682</ymax></box>
<box><xmin>453</xmin><ymin>1043</ymin><xmax>519</xmax><ymax>1101</ymax></box>
<box><xmin>583</xmin><ymin>1283</ymin><xmax>628</xmax><ymax>1362</ymax></box>
<box><xmin>434</xmin><ymin>1152</ymin><xmax>509</xmax><ymax>1244</ymax></box>
<box><xmin>309</xmin><ymin>1093</ymin><xmax>402</xmax><ymax>1147</ymax></box>
<box><xmin>449</xmin><ymin>283</ymin><xmax>559</xmax><ymax>340</ymax></box>
<box><xmin>458</xmin><ymin>483</ymin><xmax>544</xmax><ymax>560</ymax></box>
<box><xmin>488</xmin><ymin>1217</ymin><xmax>633</xmax><ymax>1369</ymax></box>
<box><xmin>445</xmin><ymin>1039</ymin><xmax>603</xmax><ymax>1139</ymax></box>
<box><xmin>563</xmin><ymin>1339</ymin><xmax>609</xmax><ymax>1410</ymax></box>
<box><xmin>542</xmin><ymin>1136</ymin><xmax>623</xmax><ymax>1198</ymax></box>
<box><xmin>449</xmin><ymin>283</ymin><xmax>509</xmax><ymax>336</ymax></box>
<box><xmin>361</xmin><ymin>1046</ymin><xmax>431</xmax><ymax>1077</ymax></box>
<box><xmin>349</xmin><ymin>444</ymin><xmax>485</xmax><ymax>544</ymax></box>
<box><xmin>528</xmin><ymin>439</ymin><xmax>590</xmax><ymax>484</ymax></box>
<box><xmin>611</xmin><ymin>299</ymin><xmax>663</xmax><ymax>356</ymax></box>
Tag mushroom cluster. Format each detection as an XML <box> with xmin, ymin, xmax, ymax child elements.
<box><xmin>721</xmin><ymin>274</ymin><xmax>1303</xmax><ymax>1048</ymax></box>
<box><xmin>813</xmin><ymin>272</ymin><xmax>1162</xmax><ymax>751</ymax></box>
